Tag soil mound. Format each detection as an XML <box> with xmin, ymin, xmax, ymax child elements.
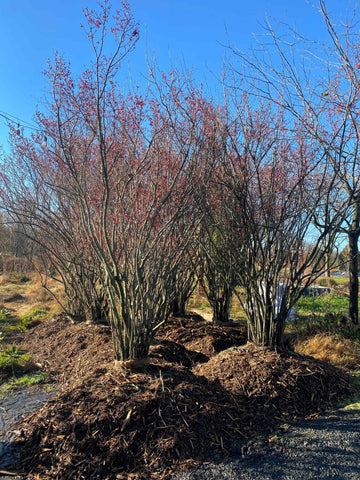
<box><xmin>13</xmin><ymin>315</ymin><xmax>355</xmax><ymax>480</ymax></box>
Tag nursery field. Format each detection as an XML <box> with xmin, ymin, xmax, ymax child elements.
<box><xmin>0</xmin><ymin>274</ymin><xmax>359</xmax><ymax>479</ymax></box>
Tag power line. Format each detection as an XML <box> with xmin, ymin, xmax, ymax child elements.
<box><xmin>0</xmin><ymin>110</ymin><xmax>40</xmax><ymax>132</ymax></box>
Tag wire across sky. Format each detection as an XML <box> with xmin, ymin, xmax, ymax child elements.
<box><xmin>0</xmin><ymin>0</ymin><xmax>349</xmax><ymax>152</ymax></box>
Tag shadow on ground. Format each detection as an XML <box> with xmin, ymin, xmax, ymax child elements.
<box><xmin>174</xmin><ymin>410</ymin><xmax>360</xmax><ymax>480</ymax></box>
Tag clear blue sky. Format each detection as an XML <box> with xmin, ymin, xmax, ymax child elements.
<box><xmin>0</xmin><ymin>0</ymin><xmax>348</xmax><ymax>151</ymax></box>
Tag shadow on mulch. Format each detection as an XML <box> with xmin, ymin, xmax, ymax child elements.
<box><xmin>9</xmin><ymin>313</ymin><xmax>356</xmax><ymax>480</ymax></box>
<box><xmin>156</xmin><ymin>313</ymin><xmax>248</xmax><ymax>358</ymax></box>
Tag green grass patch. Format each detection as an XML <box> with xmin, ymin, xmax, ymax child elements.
<box><xmin>0</xmin><ymin>371</ymin><xmax>50</xmax><ymax>397</ymax></box>
<box><xmin>293</xmin><ymin>293</ymin><xmax>360</xmax><ymax>343</ymax></box>
<box><xmin>296</xmin><ymin>294</ymin><xmax>349</xmax><ymax>317</ymax></box>
<box><xmin>18</xmin><ymin>307</ymin><xmax>50</xmax><ymax>330</ymax></box>
<box><xmin>0</xmin><ymin>310</ymin><xmax>22</xmax><ymax>334</ymax></box>
<box><xmin>0</xmin><ymin>308</ymin><xmax>50</xmax><ymax>338</ymax></box>
<box><xmin>26</xmin><ymin>307</ymin><xmax>49</xmax><ymax>318</ymax></box>
<box><xmin>331</xmin><ymin>276</ymin><xmax>349</xmax><ymax>286</ymax></box>
<box><xmin>317</xmin><ymin>276</ymin><xmax>349</xmax><ymax>286</ymax></box>
<box><xmin>0</xmin><ymin>342</ymin><xmax>50</xmax><ymax>397</ymax></box>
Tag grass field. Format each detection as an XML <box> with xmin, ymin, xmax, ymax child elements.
<box><xmin>296</xmin><ymin>294</ymin><xmax>349</xmax><ymax>318</ymax></box>
<box><xmin>189</xmin><ymin>277</ymin><xmax>351</xmax><ymax>323</ymax></box>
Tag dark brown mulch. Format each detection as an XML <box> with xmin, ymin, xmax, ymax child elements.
<box><xmin>194</xmin><ymin>343</ymin><xmax>352</xmax><ymax>420</ymax></box>
<box><xmin>150</xmin><ymin>340</ymin><xmax>209</xmax><ymax>367</ymax></box>
<box><xmin>154</xmin><ymin>313</ymin><xmax>248</xmax><ymax>358</ymax></box>
<box><xmin>13</xmin><ymin>314</ymin><xmax>355</xmax><ymax>480</ymax></box>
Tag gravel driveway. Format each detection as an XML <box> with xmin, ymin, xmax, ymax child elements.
<box><xmin>174</xmin><ymin>409</ymin><xmax>360</xmax><ymax>480</ymax></box>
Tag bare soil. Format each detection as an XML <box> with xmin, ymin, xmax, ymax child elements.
<box><xmin>9</xmin><ymin>313</ymin><xmax>355</xmax><ymax>480</ymax></box>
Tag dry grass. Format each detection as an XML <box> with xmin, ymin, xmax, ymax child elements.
<box><xmin>294</xmin><ymin>333</ymin><xmax>360</xmax><ymax>370</ymax></box>
<box><xmin>0</xmin><ymin>272</ymin><xmax>63</xmax><ymax>321</ymax></box>
<box><xmin>187</xmin><ymin>286</ymin><xmax>247</xmax><ymax>322</ymax></box>
<box><xmin>0</xmin><ymin>255</ymin><xmax>34</xmax><ymax>277</ymax></box>
<box><xmin>0</xmin><ymin>274</ymin><xmax>29</xmax><ymax>285</ymax></box>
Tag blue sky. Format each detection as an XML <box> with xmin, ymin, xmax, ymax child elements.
<box><xmin>0</xmin><ymin>0</ymin><xmax>348</xmax><ymax>151</ymax></box>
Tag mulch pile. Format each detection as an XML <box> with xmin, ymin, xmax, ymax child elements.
<box><xmin>13</xmin><ymin>313</ymin><xmax>355</xmax><ymax>480</ymax></box>
<box><xmin>194</xmin><ymin>343</ymin><xmax>351</xmax><ymax>420</ymax></box>
<box><xmin>155</xmin><ymin>314</ymin><xmax>247</xmax><ymax>359</ymax></box>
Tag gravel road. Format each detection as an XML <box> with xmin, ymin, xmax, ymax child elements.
<box><xmin>174</xmin><ymin>409</ymin><xmax>360</xmax><ymax>480</ymax></box>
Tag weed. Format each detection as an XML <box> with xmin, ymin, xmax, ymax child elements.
<box><xmin>32</xmin><ymin>307</ymin><xmax>48</xmax><ymax>315</ymax></box>
<box><xmin>9</xmin><ymin>309</ymin><xmax>49</xmax><ymax>334</ymax></box>
<box><xmin>0</xmin><ymin>308</ymin><xmax>11</xmax><ymax>319</ymax></box>
<box><xmin>0</xmin><ymin>344</ymin><xmax>31</xmax><ymax>378</ymax></box>
<box><xmin>2</xmin><ymin>344</ymin><xmax>29</xmax><ymax>362</ymax></box>
<box><xmin>10</xmin><ymin>316</ymin><xmax>29</xmax><ymax>333</ymax></box>
<box><xmin>26</xmin><ymin>308</ymin><xmax>49</xmax><ymax>321</ymax></box>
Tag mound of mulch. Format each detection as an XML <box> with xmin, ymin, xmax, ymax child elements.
<box><xmin>13</xmin><ymin>314</ymin><xmax>355</xmax><ymax>480</ymax></box>
<box><xmin>194</xmin><ymin>343</ymin><xmax>353</xmax><ymax>420</ymax></box>
<box><xmin>23</xmin><ymin>313</ymin><xmax>114</xmax><ymax>383</ymax></box>
<box><xmin>154</xmin><ymin>313</ymin><xmax>248</xmax><ymax>358</ymax></box>
<box><xmin>150</xmin><ymin>340</ymin><xmax>209</xmax><ymax>367</ymax></box>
